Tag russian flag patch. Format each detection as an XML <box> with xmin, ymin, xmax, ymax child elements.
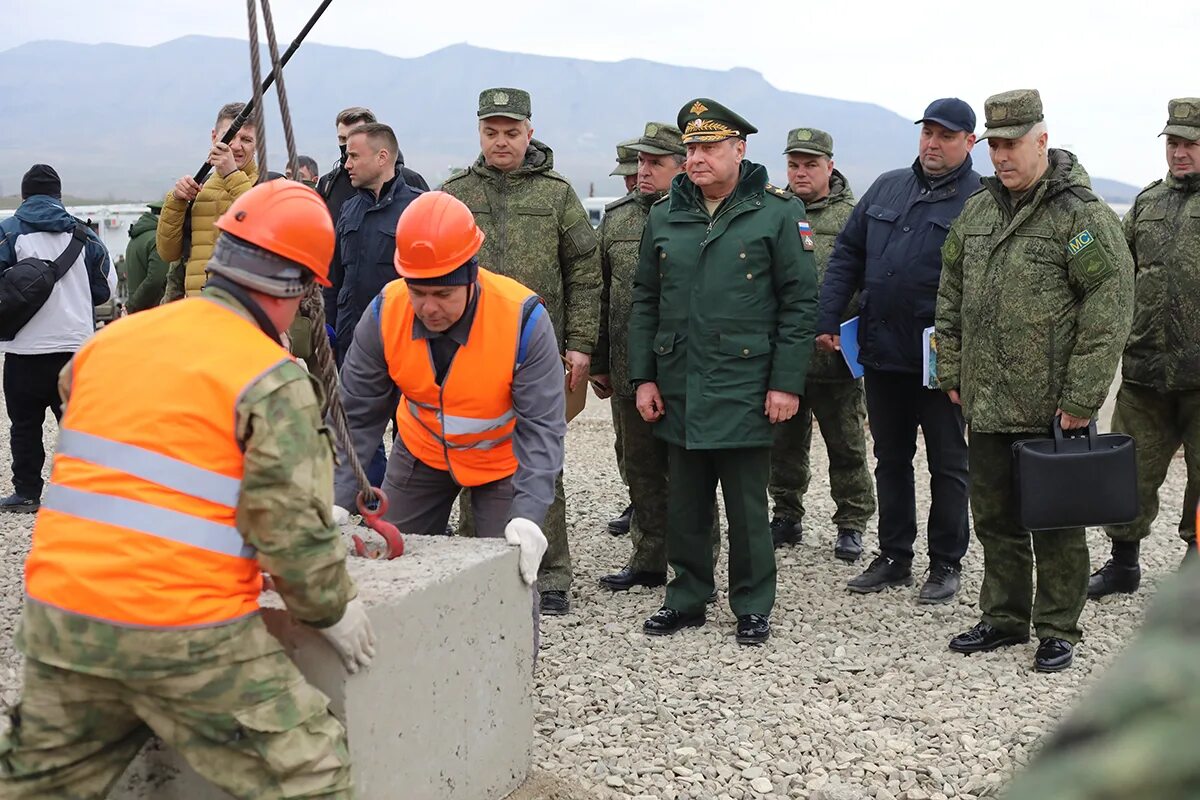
<box><xmin>798</xmin><ymin>220</ymin><xmax>815</xmax><ymax>251</ymax></box>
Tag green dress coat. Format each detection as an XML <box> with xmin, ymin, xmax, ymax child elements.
<box><xmin>629</xmin><ymin>160</ymin><xmax>819</xmax><ymax>450</ymax></box>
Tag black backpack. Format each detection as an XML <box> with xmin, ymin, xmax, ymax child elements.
<box><xmin>0</xmin><ymin>222</ymin><xmax>89</xmax><ymax>341</ymax></box>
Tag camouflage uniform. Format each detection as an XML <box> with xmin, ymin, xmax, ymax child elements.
<box><xmin>936</xmin><ymin>91</ymin><xmax>1134</xmax><ymax>643</ymax></box>
<box><xmin>769</xmin><ymin>128</ymin><xmax>875</xmax><ymax>533</ymax></box>
<box><xmin>0</xmin><ymin>287</ymin><xmax>356</xmax><ymax>799</ymax></box>
<box><xmin>1103</xmin><ymin>99</ymin><xmax>1200</xmax><ymax>551</ymax></box>
<box><xmin>593</xmin><ymin>122</ymin><xmax>720</xmax><ymax>573</ymax></box>
<box><xmin>441</xmin><ymin>88</ymin><xmax>601</xmax><ymax>593</ymax></box>
<box><xmin>1003</xmin><ymin>563</ymin><xmax>1200</xmax><ymax>799</ymax></box>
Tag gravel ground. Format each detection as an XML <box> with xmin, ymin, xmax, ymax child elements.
<box><xmin>0</xmin><ymin>373</ymin><xmax>1188</xmax><ymax>800</ymax></box>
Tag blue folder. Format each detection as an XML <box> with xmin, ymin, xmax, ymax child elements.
<box><xmin>838</xmin><ymin>316</ymin><xmax>864</xmax><ymax>379</ymax></box>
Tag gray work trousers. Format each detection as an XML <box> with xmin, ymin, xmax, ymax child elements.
<box><xmin>381</xmin><ymin>438</ymin><xmax>514</xmax><ymax>537</ymax></box>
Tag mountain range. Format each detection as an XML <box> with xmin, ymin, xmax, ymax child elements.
<box><xmin>0</xmin><ymin>36</ymin><xmax>1142</xmax><ymax>204</ymax></box>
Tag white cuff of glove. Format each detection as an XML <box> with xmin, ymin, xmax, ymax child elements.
<box><xmin>315</xmin><ymin>598</ymin><xmax>376</xmax><ymax>674</ymax></box>
<box><xmin>332</xmin><ymin>505</ymin><xmax>351</xmax><ymax>526</ymax></box>
<box><xmin>504</xmin><ymin>517</ymin><xmax>547</xmax><ymax>586</ymax></box>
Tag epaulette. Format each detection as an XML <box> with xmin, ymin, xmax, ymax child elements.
<box><xmin>968</xmin><ymin>185</ymin><xmax>988</xmax><ymax>198</ymax></box>
<box><xmin>652</xmin><ymin>194</ymin><xmax>670</xmax><ymax>205</ymax></box>
<box><xmin>1134</xmin><ymin>178</ymin><xmax>1164</xmax><ymax>201</ymax></box>
<box><xmin>604</xmin><ymin>192</ymin><xmax>638</xmax><ymax>213</ymax></box>
<box><xmin>441</xmin><ymin>168</ymin><xmax>469</xmax><ymax>185</ymax></box>
<box><xmin>764</xmin><ymin>183</ymin><xmax>793</xmax><ymax>199</ymax></box>
<box><xmin>542</xmin><ymin>169</ymin><xmax>574</xmax><ymax>187</ymax></box>
<box><xmin>1069</xmin><ymin>185</ymin><xmax>1100</xmax><ymax>203</ymax></box>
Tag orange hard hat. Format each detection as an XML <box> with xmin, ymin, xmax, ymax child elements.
<box><xmin>214</xmin><ymin>179</ymin><xmax>335</xmax><ymax>287</ymax></box>
<box><xmin>393</xmin><ymin>191</ymin><xmax>485</xmax><ymax>280</ymax></box>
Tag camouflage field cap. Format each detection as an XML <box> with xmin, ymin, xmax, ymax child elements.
<box><xmin>1161</xmin><ymin>98</ymin><xmax>1200</xmax><ymax>141</ymax></box>
<box><xmin>980</xmin><ymin>89</ymin><xmax>1044</xmax><ymax>140</ymax></box>
<box><xmin>677</xmin><ymin>98</ymin><xmax>758</xmax><ymax>144</ymax></box>
<box><xmin>477</xmin><ymin>87</ymin><xmax>531</xmax><ymax>121</ymax></box>
<box><xmin>783</xmin><ymin>127</ymin><xmax>834</xmax><ymax>157</ymax></box>
<box><xmin>610</xmin><ymin>141</ymin><xmax>639</xmax><ymax>176</ymax></box>
<box><xmin>627</xmin><ymin>122</ymin><xmax>685</xmax><ymax>156</ymax></box>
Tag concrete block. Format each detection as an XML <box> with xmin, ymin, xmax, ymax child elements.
<box><xmin>112</xmin><ymin>534</ymin><xmax>534</xmax><ymax>800</ymax></box>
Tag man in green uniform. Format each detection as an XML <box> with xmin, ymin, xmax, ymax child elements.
<box><xmin>1003</xmin><ymin>562</ymin><xmax>1200</xmax><ymax>800</ymax></box>
<box><xmin>936</xmin><ymin>90</ymin><xmax>1133</xmax><ymax>672</ymax></box>
<box><xmin>630</xmin><ymin>99</ymin><xmax>818</xmax><ymax>645</ymax></box>
<box><xmin>604</xmin><ymin>139</ymin><xmax>641</xmax><ymax>536</ymax></box>
<box><xmin>593</xmin><ymin>122</ymin><xmax>700</xmax><ymax>590</ymax></box>
<box><xmin>769</xmin><ymin>128</ymin><xmax>875</xmax><ymax>561</ymax></box>
<box><xmin>1088</xmin><ymin>98</ymin><xmax>1200</xmax><ymax>598</ymax></box>
<box><xmin>123</xmin><ymin>201</ymin><xmax>170</xmax><ymax>313</ymax></box>
<box><xmin>441</xmin><ymin>88</ymin><xmax>602</xmax><ymax>616</ymax></box>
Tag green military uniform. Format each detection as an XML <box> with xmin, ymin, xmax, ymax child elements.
<box><xmin>769</xmin><ymin>128</ymin><xmax>875</xmax><ymax>535</ymax></box>
<box><xmin>607</xmin><ymin>139</ymin><xmax>641</xmax><ymax>487</ymax></box>
<box><xmin>629</xmin><ymin>99</ymin><xmax>818</xmax><ymax>616</ymax></box>
<box><xmin>593</xmin><ymin>123</ymin><xmax>720</xmax><ymax>574</ymax></box>
<box><xmin>1102</xmin><ymin>98</ymin><xmax>1200</xmax><ymax>552</ymax></box>
<box><xmin>442</xmin><ymin>88</ymin><xmax>602</xmax><ymax>594</ymax></box>
<box><xmin>936</xmin><ymin>90</ymin><xmax>1134</xmax><ymax>644</ymax></box>
<box><xmin>0</xmin><ymin>287</ymin><xmax>356</xmax><ymax>799</ymax></box>
<box><xmin>124</xmin><ymin>201</ymin><xmax>170</xmax><ymax>313</ymax></box>
<box><xmin>1004</xmin><ymin>563</ymin><xmax>1200</xmax><ymax>799</ymax></box>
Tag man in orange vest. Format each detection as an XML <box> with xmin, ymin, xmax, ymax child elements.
<box><xmin>334</xmin><ymin>191</ymin><xmax>565</xmax><ymax>585</ymax></box>
<box><xmin>1</xmin><ymin>181</ymin><xmax>374</xmax><ymax>800</ymax></box>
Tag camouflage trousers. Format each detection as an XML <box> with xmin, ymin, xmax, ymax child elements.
<box><xmin>969</xmin><ymin>430</ymin><xmax>1088</xmax><ymax>644</ymax></box>
<box><xmin>0</xmin><ymin>651</ymin><xmax>352</xmax><ymax>799</ymax></box>
<box><xmin>1104</xmin><ymin>381</ymin><xmax>1200</xmax><ymax>546</ymax></box>
<box><xmin>613</xmin><ymin>397</ymin><xmax>719</xmax><ymax>573</ymax></box>
<box><xmin>768</xmin><ymin>378</ymin><xmax>875</xmax><ymax>531</ymax></box>
<box><xmin>460</xmin><ymin>473</ymin><xmax>571</xmax><ymax>592</ymax></box>
<box><xmin>611</xmin><ymin>399</ymin><xmax>628</xmax><ymax>486</ymax></box>
<box><xmin>1003</xmin><ymin>563</ymin><xmax>1200</xmax><ymax>800</ymax></box>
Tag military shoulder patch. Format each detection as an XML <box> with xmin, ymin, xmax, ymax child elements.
<box><xmin>1067</xmin><ymin>229</ymin><xmax>1095</xmax><ymax>257</ymax></box>
<box><xmin>942</xmin><ymin>229</ymin><xmax>963</xmax><ymax>264</ymax></box>
<box><xmin>798</xmin><ymin>220</ymin><xmax>815</xmax><ymax>251</ymax></box>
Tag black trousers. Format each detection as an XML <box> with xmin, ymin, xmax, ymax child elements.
<box><xmin>3</xmin><ymin>352</ymin><xmax>72</xmax><ymax>500</ymax></box>
<box><xmin>862</xmin><ymin>367</ymin><xmax>970</xmax><ymax>567</ymax></box>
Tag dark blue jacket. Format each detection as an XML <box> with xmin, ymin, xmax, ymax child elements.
<box><xmin>332</xmin><ymin>169</ymin><xmax>423</xmax><ymax>362</ymax></box>
<box><xmin>819</xmin><ymin>156</ymin><xmax>980</xmax><ymax>374</ymax></box>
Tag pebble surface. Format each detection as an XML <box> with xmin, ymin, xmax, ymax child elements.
<box><xmin>0</xmin><ymin>379</ymin><xmax>1185</xmax><ymax>800</ymax></box>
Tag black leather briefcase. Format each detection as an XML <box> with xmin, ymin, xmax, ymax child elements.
<box><xmin>1012</xmin><ymin>419</ymin><xmax>1138</xmax><ymax>531</ymax></box>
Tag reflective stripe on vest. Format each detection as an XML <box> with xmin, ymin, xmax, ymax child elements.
<box><xmin>24</xmin><ymin>297</ymin><xmax>291</xmax><ymax>629</ymax></box>
<box><xmin>381</xmin><ymin>269</ymin><xmax>537</xmax><ymax>487</ymax></box>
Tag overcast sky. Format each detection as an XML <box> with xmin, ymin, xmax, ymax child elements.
<box><xmin>7</xmin><ymin>0</ymin><xmax>1193</xmax><ymax>186</ymax></box>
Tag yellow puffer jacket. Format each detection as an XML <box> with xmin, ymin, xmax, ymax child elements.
<box><xmin>156</xmin><ymin>162</ymin><xmax>258</xmax><ymax>296</ymax></box>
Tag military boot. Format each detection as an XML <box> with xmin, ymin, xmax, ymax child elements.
<box><xmin>607</xmin><ymin>504</ymin><xmax>633</xmax><ymax>536</ymax></box>
<box><xmin>770</xmin><ymin>517</ymin><xmax>802</xmax><ymax>548</ymax></box>
<box><xmin>834</xmin><ymin>529</ymin><xmax>864</xmax><ymax>562</ymax></box>
<box><xmin>1088</xmin><ymin>541</ymin><xmax>1141</xmax><ymax>598</ymax></box>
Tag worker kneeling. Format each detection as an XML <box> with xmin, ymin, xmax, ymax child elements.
<box><xmin>334</xmin><ymin>191</ymin><xmax>564</xmax><ymax>585</ymax></box>
<box><xmin>0</xmin><ymin>181</ymin><xmax>374</xmax><ymax>800</ymax></box>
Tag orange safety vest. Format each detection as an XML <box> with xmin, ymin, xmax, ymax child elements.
<box><xmin>24</xmin><ymin>297</ymin><xmax>292</xmax><ymax>629</ymax></box>
<box><xmin>380</xmin><ymin>268</ymin><xmax>540</xmax><ymax>487</ymax></box>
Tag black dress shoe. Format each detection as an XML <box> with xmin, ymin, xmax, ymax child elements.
<box><xmin>918</xmin><ymin>561</ymin><xmax>961</xmax><ymax>604</ymax></box>
<box><xmin>736</xmin><ymin>614</ymin><xmax>770</xmax><ymax>645</ymax></box>
<box><xmin>770</xmin><ymin>517</ymin><xmax>802</xmax><ymax>548</ymax></box>
<box><xmin>598</xmin><ymin>567</ymin><xmax>666</xmax><ymax>591</ymax></box>
<box><xmin>643</xmin><ymin>607</ymin><xmax>705</xmax><ymax>636</ymax></box>
<box><xmin>1034</xmin><ymin>637</ymin><xmax>1074</xmax><ymax>672</ymax></box>
<box><xmin>846</xmin><ymin>555</ymin><xmax>912</xmax><ymax>593</ymax></box>
<box><xmin>607</xmin><ymin>504</ymin><xmax>633</xmax><ymax>536</ymax></box>
<box><xmin>0</xmin><ymin>493</ymin><xmax>39</xmax><ymax>514</ymax></box>
<box><xmin>540</xmin><ymin>590</ymin><xmax>570</xmax><ymax>616</ymax></box>
<box><xmin>834</xmin><ymin>529</ymin><xmax>863</xmax><ymax>562</ymax></box>
<box><xmin>948</xmin><ymin>621</ymin><xmax>1029</xmax><ymax>653</ymax></box>
<box><xmin>1087</xmin><ymin>559</ymin><xmax>1141</xmax><ymax>598</ymax></box>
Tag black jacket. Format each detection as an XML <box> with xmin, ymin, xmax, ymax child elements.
<box><xmin>331</xmin><ymin>170</ymin><xmax>424</xmax><ymax>362</ymax></box>
<box><xmin>318</xmin><ymin>157</ymin><xmax>430</xmax><ymax>321</ymax></box>
<box><xmin>819</xmin><ymin>156</ymin><xmax>980</xmax><ymax>374</ymax></box>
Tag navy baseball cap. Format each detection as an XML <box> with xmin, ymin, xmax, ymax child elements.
<box><xmin>915</xmin><ymin>98</ymin><xmax>976</xmax><ymax>133</ymax></box>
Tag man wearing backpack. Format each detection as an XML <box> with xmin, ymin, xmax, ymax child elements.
<box><xmin>0</xmin><ymin>165</ymin><xmax>114</xmax><ymax>513</ymax></box>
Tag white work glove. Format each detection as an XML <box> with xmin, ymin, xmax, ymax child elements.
<box><xmin>331</xmin><ymin>505</ymin><xmax>351</xmax><ymax>526</ymax></box>
<box><xmin>316</xmin><ymin>598</ymin><xmax>376</xmax><ymax>674</ymax></box>
<box><xmin>504</xmin><ymin>517</ymin><xmax>548</xmax><ymax>586</ymax></box>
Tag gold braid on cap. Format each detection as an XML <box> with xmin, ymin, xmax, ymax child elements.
<box><xmin>682</xmin><ymin>118</ymin><xmax>740</xmax><ymax>143</ymax></box>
